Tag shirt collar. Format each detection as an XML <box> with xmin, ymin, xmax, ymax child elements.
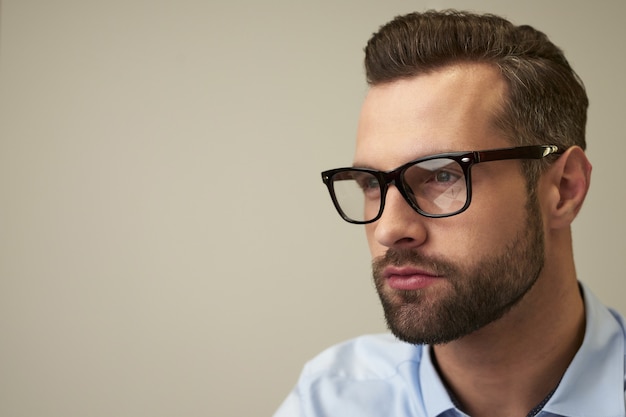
<box><xmin>542</xmin><ymin>283</ymin><xmax>625</xmax><ymax>416</ymax></box>
<box><xmin>420</xmin><ymin>344</ymin><xmax>458</xmax><ymax>417</ymax></box>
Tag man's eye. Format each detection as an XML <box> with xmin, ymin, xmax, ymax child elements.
<box><xmin>434</xmin><ymin>170</ymin><xmax>455</xmax><ymax>183</ymax></box>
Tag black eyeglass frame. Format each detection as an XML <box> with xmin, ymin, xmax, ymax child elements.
<box><xmin>321</xmin><ymin>145</ymin><xmax>564</xmax><ymax>224</ymax></box>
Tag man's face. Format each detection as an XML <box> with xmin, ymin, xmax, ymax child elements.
<box><xmin>354</xmin><ymin>64</ymin><xmax>545</xmax><ymax>345</ymax></box>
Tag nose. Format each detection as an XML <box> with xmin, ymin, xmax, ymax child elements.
<box><xmin>373</xmin><ymin>186</ymin><xmax>428</xmax><ymax>249</ymax></box>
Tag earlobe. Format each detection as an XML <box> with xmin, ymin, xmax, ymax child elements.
<box><xmin>546</xmin><ymin>146</ymin><xmax>592</xmax><ymax>229</ymax></box>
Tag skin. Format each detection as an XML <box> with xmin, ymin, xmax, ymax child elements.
<box><xmin>354</xmin><ymin>63</ymin><xmax>592</xmax><ymax>417</ymax></box>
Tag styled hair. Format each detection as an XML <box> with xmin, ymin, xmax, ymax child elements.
<box><xmin>364</xmin><ymin>10</ymin><xmax>588</xmax><ymax>185</ymax></box>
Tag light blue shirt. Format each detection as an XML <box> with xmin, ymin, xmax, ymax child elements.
<box><xmin>274</xmin><ymin>284</ymin><xmax>626</xmax><ymax>416</ymax></box>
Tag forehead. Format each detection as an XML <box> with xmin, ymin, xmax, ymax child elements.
<box><xmin>354</xmin><ymin>63</ymin><xmax>509</xmax><ymax>169</ymax></box>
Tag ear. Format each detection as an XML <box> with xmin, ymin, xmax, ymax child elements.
<box><xmin>542</xmin><ymin>146</ymin><xmax>592</xmax><ymax>229</ymax></box>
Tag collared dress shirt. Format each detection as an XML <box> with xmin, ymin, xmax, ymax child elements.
<box><xmin>274</xmin><ymin>283</ymin><xmax>626</xmax><ymax>416</ymax></box>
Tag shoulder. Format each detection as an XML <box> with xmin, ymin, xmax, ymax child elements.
<box><xmin>299</xmin><ymin>333</ymin><xmax>424</xmax><ymax>381</ymax></box>
<box><xmin>282</xmin><ymin>334</ymin><xmax>428</xmax><ymax>417</ymax></box>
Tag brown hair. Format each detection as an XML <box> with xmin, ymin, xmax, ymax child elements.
<box><xmin>364</xmin><ymin>10</ymin><xmax>588</xmax><ymax>185</ymax></box>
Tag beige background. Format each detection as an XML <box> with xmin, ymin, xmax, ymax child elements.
<box><xmin>0</xmin><ymin>0</ymin><xmax>624</xmax><ymax>416</ymax></box>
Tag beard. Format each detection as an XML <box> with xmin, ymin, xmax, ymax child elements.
<box><xmin>372</xmin><ymin>196</ymin><xmax>545</xmax><ymax>345</ymax></box>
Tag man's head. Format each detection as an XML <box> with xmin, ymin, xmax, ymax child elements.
<box><xmin>331</xmin><ymin>10</ymin><xmax>592</xmax><ymax>345</ymax></box>
<box><xmin>364</xmin><ymin>10</ymin><xmax>588</xmax><ymax>188</ymax></box>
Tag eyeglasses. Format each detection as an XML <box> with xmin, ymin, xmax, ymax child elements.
<box><xmin>321</xmin><ymin>145</ymin><xmax>563</xmax><ymax>224</ymax></box>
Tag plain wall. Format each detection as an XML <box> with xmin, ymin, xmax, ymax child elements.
<box><xmin>1</xmin><ymin>0</ymin><xmax>624</xmax><ymax>416</ymax></box>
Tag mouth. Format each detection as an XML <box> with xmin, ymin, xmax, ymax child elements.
<box><xmin>383</xmin><ymin>265</ymin><xmax>443</xmax><ymax>291</ymax></box>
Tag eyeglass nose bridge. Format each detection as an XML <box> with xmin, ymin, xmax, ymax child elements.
<box><xmin>374</xmin><ymin>166</ymin><xmax>424</xmax><ymax>221</ymax></box>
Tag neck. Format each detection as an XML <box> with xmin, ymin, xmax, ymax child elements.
<box><xmin>432</xmin><ymin>268</ymin><xmax>585</xmax><ymax>417</ymax></box>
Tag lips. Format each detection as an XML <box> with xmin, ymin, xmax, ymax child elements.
<box><xmin>383</xmin><ymin>266</ymin><xmax>442</xmax><ymax>291</ymax></box>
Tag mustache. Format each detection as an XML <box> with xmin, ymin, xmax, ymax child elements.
<box><xmin>372</xmin><ymin>248</ymin><xmax>459</xmax><ymax>278</ymax></box>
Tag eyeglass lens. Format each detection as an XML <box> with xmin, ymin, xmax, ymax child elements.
<box><xmin>332</xmin><ymin>158</ymin><xmax>468</xmax><ymax>222</ymax></box>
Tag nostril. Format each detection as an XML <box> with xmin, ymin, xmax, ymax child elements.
<box><xmin>392</xmin><ymin>236</ymin><xmax>422</xmax><ymax>249</ymax></box>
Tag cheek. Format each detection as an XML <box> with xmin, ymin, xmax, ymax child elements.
<box><xmin>445</xmin><ymin>180</ymin><xmax>530</xmax><ymax>256</ymax></box>
<box><xmin>472</xmin><ymin>193</ymin><xmax>528</xmax><ymax>246</ymax></box>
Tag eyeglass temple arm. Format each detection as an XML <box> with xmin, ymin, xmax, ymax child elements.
<box><xmin>474</xmin><ymin>145</ymin><xmax>562</xmax><ymax>163</ymax></box>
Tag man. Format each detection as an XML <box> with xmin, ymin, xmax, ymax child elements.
<box><xmin>275</xmin><ymin>10</ymin><xmax>625</xmax><ymax>417</ymax></box>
